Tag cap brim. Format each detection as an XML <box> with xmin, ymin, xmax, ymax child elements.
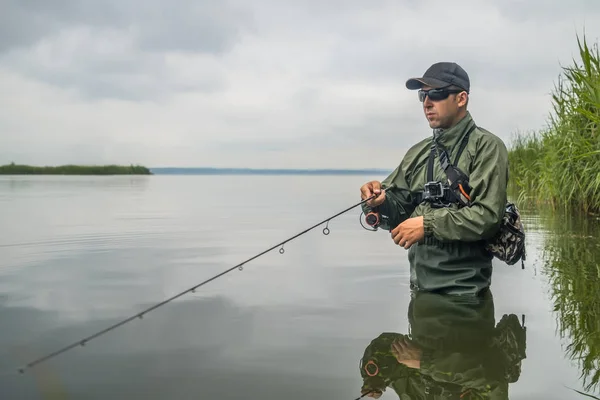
<box><xmin>405</xmin><ymin>77</ymin><xmax>451</xmax><ymax>90</ymax></box>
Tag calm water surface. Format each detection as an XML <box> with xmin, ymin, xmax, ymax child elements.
<box><xmin>0</xmin><ymin>175</ymin><xmax>598</xmax><ymax>399</ymax></box>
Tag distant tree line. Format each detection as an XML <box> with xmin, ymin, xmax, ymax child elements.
<box><xmin>0</xmin><ymin>162</ymin><xmax>152</xmax><ymax>175</ymax></box>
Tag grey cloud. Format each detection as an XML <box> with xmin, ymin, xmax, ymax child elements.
<box><xmin>0</xmin><ymin>0</ymin><xmax>251</xmax><ymax>100</ymax></box>
<box><xmin>134</xmin><ymin>2</ymin><xmax>253</xmax><ymax>53</ymax></box>
<box><xmin>493</xmin><ymin>0</ymin><xmax>600</xmax><ymax>22</ymax></box>
<box><xmin>209</xmin><ymin>108</ymin><xmax>425</xmax><ymax>156</ymax></box>
<box><xmin>1</xmin><ymin>0</ymin><xmax>600</xmax><ymax>167</ymax></box>
<box><xmin>323</xmin><ymin>40</ymin><xmax>426</xmax><ymax>84</ymax></box>
<box><xmin>4</xmin><ymin>46</ymin><xmax>225</xmax><ymax>101</ymax></box>
<box><xmin>0</xmin><ymin>0</ymin><xmax>95</xmax><ymax>52</ymax></box>
<box><xmin>0</xmin><ymin>0</ymin><xmax>254</xmax><ymax>54</ymax></box>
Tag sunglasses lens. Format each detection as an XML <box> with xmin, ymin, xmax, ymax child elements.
<box><xmin>429</xmin><ymin>89</ymin><xmax>447</xmax><ymax>101</ymax></box>
<box><xmin>418</xmin><ymin>89</ymin><xmax>455</xmax><ymax>102</ymax></box>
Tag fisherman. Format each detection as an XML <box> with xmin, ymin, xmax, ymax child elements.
<box><xmin>360</xmin><ymin>62</ymin><xmax>509</xmax><ymax>296</ymax></box>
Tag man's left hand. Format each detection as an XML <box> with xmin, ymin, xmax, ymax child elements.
<box><xmin>391</xmin><ymin>216</ymin><xmax>424</xmax><ymax>249</ymax></box>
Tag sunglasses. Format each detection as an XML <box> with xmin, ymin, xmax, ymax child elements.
<box><xmin>418</xmin><ymin>88</ymin><xmax>464</xmax><ymax>102</ymax></box>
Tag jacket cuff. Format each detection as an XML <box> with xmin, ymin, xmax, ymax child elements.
<box><xmin>418</xmin><ymin>349</ymin><xmax>433</xmax><ymax>373</ymax></box>
<box><xmin>423</xmin><ymin>212</ymin><xmax>434</xmax><ymax>238</ymax></box>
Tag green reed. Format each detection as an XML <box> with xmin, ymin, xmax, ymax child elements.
<box><xmin>534</xmin><ymin>206</ymin><xmax>600</xmax><ymax>393</ymax></box>
<box><xmin>508</xmin><ymin>32</ymin><xmax>600</xmax><ymax>213</ymax></box>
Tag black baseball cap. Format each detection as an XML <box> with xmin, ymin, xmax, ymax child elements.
<box><xmin>406</xmin><ymin>62</ymin><xmax>470</xmax><ymax>93</ymax></box>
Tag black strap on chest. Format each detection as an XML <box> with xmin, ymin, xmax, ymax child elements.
<box><xmin>430</xmin><ymin>123</ymin><xmax>475</xmax><ymax>180</ymax></box>
<box><xmin>417</xmin><ymin>124</ymin><xmax>476</xmax><ymax>207</ymax></box>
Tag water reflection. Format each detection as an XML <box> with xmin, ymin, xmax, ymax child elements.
<box><xmin>358</xmin><ymin>290</ymin><xmax>527</xmax><ymax>399</ymax></box>
<box><xmin>538</xmin><ymin>208</ymin><xmax>600</xmax><ymax>393</ymax></box>
<box><xmin>1</xmin><ymin>294</ymin><xmax>364</xmax><ymax>400</ymax></box>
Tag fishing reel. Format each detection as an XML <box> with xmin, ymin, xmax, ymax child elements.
<box><xmin>365</xmin><ymin>211</ymin><xmax>380</xmax><ymax>227</ymax></box>
<box><xmin>361</xmin><ymin>208</ymin><xmax>388</xmax><ymax>231</ymax></box>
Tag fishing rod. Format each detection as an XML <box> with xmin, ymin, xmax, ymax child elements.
<box><xmin>354</xmin><ymin>389</ymin><xmax>375</xmax><ymax>399</ymax></box>
<box><xmin>16</xmin><ymin>185</ymin><xmax>395</xmax><ymax>374</ymax></box>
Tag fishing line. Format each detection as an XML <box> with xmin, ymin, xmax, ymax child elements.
<box><xmin>17</xmin><ymin>185</ymin><xmax>394</xmax><ymax>374</ymax></box>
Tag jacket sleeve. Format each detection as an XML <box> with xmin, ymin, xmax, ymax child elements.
<box><xmin>422</xmin><ymin>135</ymin><xmax>508</xmax><ymax>242</ymax></box>
<box><xmin>361</xmin><ymin>161</ymin><xmax>417</xmax><ymax>231</ymax></box>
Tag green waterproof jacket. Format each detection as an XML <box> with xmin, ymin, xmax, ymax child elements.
<box><xmin>363</xmin><ymin>112</ymin><xmax>509</xmax><ymax>295</ymax></box>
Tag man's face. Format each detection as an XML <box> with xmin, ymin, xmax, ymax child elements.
<box><xmin>420</xmin><ymin>85</ymin><xmax>467</xmax><ymax>129</ymax></box>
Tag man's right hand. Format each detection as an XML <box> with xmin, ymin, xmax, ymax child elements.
<box><xmin>362</xmin><ymin>389</ymin><xmax>383</xmax><ymax>399</ymax></box>
<box><xmin>360</xmin><ymin>181</ymin><xmax>386</xmax><ymax>207</ymax></box>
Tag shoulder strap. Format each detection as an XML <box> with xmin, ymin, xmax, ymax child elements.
<box><xmin>438</xmin><ymin>123</ymin><xmax>476</xmax><ymax>172</ymax></box>
<box><xmin>422</xmin><ymin>124</ymin><xmax>476</xmax><ymax>207</ymax></box>
<box><xmin>427</xmin><ymin>123</ymin><xmax>476</xmax><ymax>183</ymax></box>
<box><xmin>427</xmin><ymin>141</ymin><xmax>436</xmax><ymax>182</ymax></box>
<box><xmin>453</xmin><ymin>123</ymin><xmax>476</xmax><ymax>165</ymax></box>
<box><xmin>436</xmin><ymin>124</ymin><xmax>477</xmax><ymax>206</ymax></box>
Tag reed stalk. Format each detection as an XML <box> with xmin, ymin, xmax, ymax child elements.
<box><xmin>508</xmin><ymin>32</ymin><xmax>600</xmax><ymax>213</ymax></box>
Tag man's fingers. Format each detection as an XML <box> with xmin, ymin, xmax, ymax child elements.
<box><xmin>361</xmin><ymin>181</ymin><xmax>382</xmax><ymax>200</ymax></box>
<box><xmin>391</xmin><ymin>226</ymin><xmax>415</xmax><ymax>248</ymax></box>
<box><xmin>392</xmin><ymin>230</ymin><xmax>406</xmax><ymax>245</ymax></box>
<box><xmin>367</xmin><ymin>192</ymin><xmax>385</xmax><ymax>207</ymax></box>
<box><xmin>394</xmin><ymin>339</ymin><xmax>406</xmax><ymax>353</ymax></box>
<box><xmin>360</xmin><ymin>186</ymin><xmax>372</xmax><ymax>200</ymax></box>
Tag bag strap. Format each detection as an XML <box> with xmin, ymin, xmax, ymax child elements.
<box><xmin>453</xmin><ymin>123</ymin><xmax>475</xmax><ymax>165</ymax></box>
<box><xmin>426</xmin><ymin>140</ymin><xmax>436</xmax><ymax>182</ymax></box>
<box><xmin>427</xmin><ymin>123</ymin><xmax>476</xmax><ymax>183</ymax></box>
<box><xmin>427</xmin><ymin>123</ymin><xmax>477</xmax><ymax>206</ymax></box>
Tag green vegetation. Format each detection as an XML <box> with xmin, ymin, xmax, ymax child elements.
<box><xmin>507</xmin><ymin>31</ymin><xmax>600</xmax><ymax>398</ymax></box>
<box><xmin>534</xmin><ymin>206</ymin><xmax>600</xmax><ymax>394</ymax></box>
<box><xmin>508</xmin><ymin>33</ymin><xmax>600</xmax><ymax>214</ymax></box>
<box><xmin>0</xmin><ymin>162</ymin><xmax>151</xmax><ymax>175</ymax></box>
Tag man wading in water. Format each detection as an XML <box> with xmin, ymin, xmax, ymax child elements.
<box><xmin>360</xmin><ymin>62</ymin><xmax>509</xmax><ymax>296</ymax></box>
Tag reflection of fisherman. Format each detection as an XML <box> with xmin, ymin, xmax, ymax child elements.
<box><xmin>359</xmin><ymin>291</ymin><xmax>526</xmax><ymax>399</ymax></box>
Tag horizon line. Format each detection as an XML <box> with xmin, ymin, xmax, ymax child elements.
<box><xmin>149</xmin><ymin>166</ymin><xmax>390</xmax><ymax>170</ymax></box>
<box><xmin>149</xmin><ymin>166</ymin><xmax>392</xmax><ymax>175</ymax></box>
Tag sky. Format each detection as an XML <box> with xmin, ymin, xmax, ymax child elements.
<box><xmin>1</xmin><ymin>0</ymin><xmax>600</xmax><ymax>169</ymax></box>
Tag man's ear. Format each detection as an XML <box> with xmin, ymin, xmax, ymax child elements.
<box><xmin>457</xmin><ymin>92</ymin><xmax>468</xmax><ymax>108</ymax></box>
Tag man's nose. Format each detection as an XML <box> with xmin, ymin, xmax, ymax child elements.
<box><xmin>423</xmin><ymin>95</ymin><xmax>433</xmax><ymax>107</ymax></box>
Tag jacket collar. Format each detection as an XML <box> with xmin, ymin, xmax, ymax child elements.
<box><xmin>432</xmin><ymin>112</ymin><xmax>475</xmax><ymax>151</ymax></box>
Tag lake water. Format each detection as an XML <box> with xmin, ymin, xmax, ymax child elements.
<box><xmin>0</xmin><ymin>174</ymin><xmax>598</xmax><ymax>399</ymax></box>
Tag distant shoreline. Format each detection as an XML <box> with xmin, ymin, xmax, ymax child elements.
<box><xmin>0</xmin><ymin>164</ymin><xmax>390</xmax><ymax>176</ymax></box>
<box><xmin>149</xmin><ymin>167</ymin><xmax>391</xmax><ymax>175</ymax></box>
<box><xmin>0</xmin><ymin>163</ymin><xmax>152</xmax><ymax>175</ymax></box>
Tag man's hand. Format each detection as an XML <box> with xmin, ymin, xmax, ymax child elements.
<box><xmin>391</xmin><ymin>216</ymin><xmax>424</xmax><ymax>249</ymax></box>
<box><xmin>391</xmin><ymin>336</ymin><xmax>422</xmax><ymax>369</ymax></box>
<box><xmin>360</xmin><ymin>181</ymin><xmax>386</xmax><ymax>207</ymax></box>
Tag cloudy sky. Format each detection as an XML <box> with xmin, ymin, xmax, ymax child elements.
<box><xmin>1</xmin><ymin>0</ymin><xmax>600</xmax><ymax>169</ymax></box>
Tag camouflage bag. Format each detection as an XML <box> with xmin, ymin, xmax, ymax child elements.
<box><xmin>491</xmin><ymin>313</ymin><xmax>527</xmax><ymax>383</ymax></box>
<box><xmin>432</xmin><ymin>127</ymin><xmax>527</xmax><ymax>268</ymax></box>
<box><xmin>484</xmin><ymin>202</ymin><xmax>526</xmax><ymax>268</ymax></box>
